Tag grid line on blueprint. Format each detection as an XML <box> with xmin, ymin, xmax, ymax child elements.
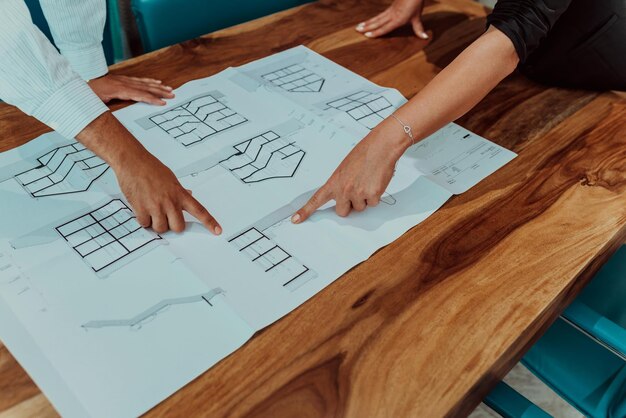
<box><xmin>327</xmin><ymin>91</ymin><xmax>394</xmax><ymax>130</ymax></box>
<box><xmin>56</xmin><ymin>200</ymin><xmax>161</xmax><ymax>273</ymax></box>
<box><xmin>229</xmin><ymin>227</ymin><xmax>311</xmax><ymax>288</ymax></box>
<box><xmin>261</xmin><ymin>65</ymin><xmax>325</xmax><ymax>93</ymax></box>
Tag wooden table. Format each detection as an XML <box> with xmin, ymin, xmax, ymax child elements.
<box><xmin>1</xmin><ymin>0</ymin><xmax>625</xmax><ymax>416</ymax></box>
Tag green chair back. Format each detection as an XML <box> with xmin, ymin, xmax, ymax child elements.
<box><xmin>130</xmin><ymin>0</ymin><xmax>313</xmax><ymax>52</ymax></box>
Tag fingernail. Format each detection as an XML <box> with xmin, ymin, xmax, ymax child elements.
<box><xmin>356</xmin><ymin>23</ymin><xmax>365</xmax><ymax>31</ymax></box>
<box><xmin>165</xmin><ymin>86</ymin><xmax>173</xmax><ymax>90</ymax></box>
<box><xmin>420</xmin><ymin>32</ymin><xmax>429</xmax><ymax>39</ymax></box>
<box><xmin>365</xmin><ymin>32</ymin><xmax>374</xmax><ymax>38</ymax></box>
<box><xmin>214</xmin><ymin>225</ymin><xmax>222</xmax><ymax>235</ymax></box>
<box><xmin>291</xmin><ymin>213</ymin><xmax>301</xmax><ymax>224</ymax></box>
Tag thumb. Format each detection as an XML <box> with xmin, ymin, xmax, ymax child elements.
<box><xmin>291</xmin><ymin>186</ymin><xmax>331</xmax><ymax>224</ymax></box>
<box><xmin>411</xmin><ymin>16</ymin><xmax>429</xmax><ymax>39</ymax></box>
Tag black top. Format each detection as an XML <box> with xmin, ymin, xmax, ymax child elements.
<box><xmin>486</xmin><ymin>0</ymin><xmax>626</xmax><ymax>90</ymax></box>
<box><xmin>487</xmin><ymin>0</ymin><xmax>573</xmax><ymax>63</ymax></box>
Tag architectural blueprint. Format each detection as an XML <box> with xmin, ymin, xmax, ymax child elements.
<box><xmin>0</xmin><ymin>46</ymin><xmax>516</xmax><ymax>418</ymax></box>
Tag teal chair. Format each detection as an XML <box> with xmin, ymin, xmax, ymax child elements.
<box><xmin>131</xmin><ymin>0</ymin><xmax>314</xmax><ymax>52</ymax></box>
<box><xmin>25</xmin><ymin>0</ymin><xmax>123</xmax><ymax>64</ymax></box>
<box><xmin>485</xmin><ymin>246</ymin><xmax>626</xmax><ymax>417</ymax></box>
<box><xmin>484</xmin><ymin>382</ymin><xmax>551</xmax><ymax>418</ymax></box>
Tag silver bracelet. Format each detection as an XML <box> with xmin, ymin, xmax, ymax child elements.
<box><xmin>390</xmin><ymin>114</ymin><xmax>415</xmax><ymax>145</ymax></box>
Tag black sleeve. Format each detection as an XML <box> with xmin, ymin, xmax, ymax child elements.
<box><xmin>486</xmin><ymin>0</ymin><xmax>573</xmax><ymax>63</ymax></box>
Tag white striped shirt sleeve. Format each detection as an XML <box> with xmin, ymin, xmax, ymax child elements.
<box><xmin>40</xmin><ymin>0</ymin><xmax>108</xmax><ymax>81</ymax></box>
<box><xmin>0</xmin><ymin>0</ymin><xmax>108</xmax><ymax>139</ymax></box>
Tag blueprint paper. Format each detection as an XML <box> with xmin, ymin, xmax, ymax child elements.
<box><xmin>0</xmin><ymin>218</ymin><xmax>253</xmax><ymax>418</ymax></box>
<box><xmin>0</xmin><ymin>132</ymin><xmax>119</xmax><ymax>241</ymax></box>
<box><xmin>403</xmin><ymin>123</ymin><xmax>517</xmax><ymax>194</ymax></box>
<box><xmin>0</xmin><ymin>45</ymin><xmax>517</xmax><ymax>418</ymax></box>
<box><xmin>0</xmin><ymin>132</ymin><xmax>74</xmax><ymax>182</ymax></box>
<box><xmin>167</xmin><ymin>164</ymin><xmax>451</xmax><ymax>330</ymax></box>
<box><xmin>114</xmin><ymin>68</ymin><xmax>330</xmax><ymax>178</ymax></box>
<box><xmin>232</xmin><ymin>46</ymin><xmax>408</xmax><ymax>137</ymax></box>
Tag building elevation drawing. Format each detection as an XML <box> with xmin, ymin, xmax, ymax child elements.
<box><xmin>137</xmin><ymin>92</ymin><xmax>247</xmax><ymax>147</ymax></box>
<box><xmin>219</xmin><ymin>130</ymin><xmax>305</xmax><ymax>183</ymax></box>
<box><xmin>82</xmin><ymin>289</ymin><xmax>224</xmax><ymax>330</ymax></box>
<box><xmin>14</xmin><ymin>143</ymin><xmax>109</xmax><ymax>197</ymax></box>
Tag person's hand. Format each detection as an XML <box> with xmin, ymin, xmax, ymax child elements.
<box><xmin>355</xmin><ymin>0</ymin><xmax>429</xmax><ymax>39</ymax></box>
<box><xmin>115</xmin><ymin>152</ymin><xmax>222</xmax><ymax>235</ymax></box>
<box><xmin>292</xmin><ymin>121</ymin><xmax>411</xmax><ymax>223</ymax></box>
<box><xmin>88</xmin><ymin>74</ymin><xmax>175</xmax><ymax>106</ymax></box>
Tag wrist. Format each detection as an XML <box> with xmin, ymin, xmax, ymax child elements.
<box><xmin>378</xmin><ymin>118</ymin><xmax>413</xmax><ymax>158</ymax></box>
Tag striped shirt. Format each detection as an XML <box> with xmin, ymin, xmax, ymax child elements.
<box><xmin>0</xmin><ymin>0</ymin><xmax>109</xmax><ymax>139</ymax></box>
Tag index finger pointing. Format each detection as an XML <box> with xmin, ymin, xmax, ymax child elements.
<box><xmin>182</xmin><ymin>193</ymin><xmax>222</xmax><ymax>235</ymax></box>
<box><xmin>291</xmin><ymin>186</ymin><xmax>331</xmax><ymax>224</ymax></box>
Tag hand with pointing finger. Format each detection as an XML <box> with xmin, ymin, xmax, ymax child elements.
<box><xmin>292</xmin><ymin>120</ymin><xmax>411</xmax><ymax>223</ymax></box>
<box><xmin>76</xmin><ymin>112</ymin><xmax>222</xmax><ymax>235</ymax></box>
<box><xmin>355</xmin><ymin>0</ymin><xmax>429</xmax><ymax>40</ymax></box>
<box><xmin>117</xmin><ymin>152</ymin><xmax>222</xmax><ymax>235</ymax></box>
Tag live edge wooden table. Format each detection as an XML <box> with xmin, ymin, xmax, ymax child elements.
<box><xmin>1</xmin><ymin>0</ymin><xmax>625</xmax><ymax>417</ymax></box>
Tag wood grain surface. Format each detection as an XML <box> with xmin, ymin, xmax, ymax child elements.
<box><xmin>1</xmin><ymin>0</ymin><xmax>625</xmax><ymax>417</ymax></box>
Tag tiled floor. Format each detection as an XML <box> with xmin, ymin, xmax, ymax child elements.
<box><xmin>469</xmin><ymin>364</ymin><xmax>584</xmax><ymax>417</ymax></box>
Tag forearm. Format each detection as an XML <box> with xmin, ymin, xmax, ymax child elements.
<box><xmin>0</xmin><ymin>0</ymin><xmax>108</xmax><ymax>139</ymax></box>
<box><xmin>388</xmin><ymin>27</ymin><xmax>519</xmax><ymax>154</ymax></box>
<box><xmin>75</xmin><ymin>112</ymin><xmax>150</xmax><ymax>172</ymax></box>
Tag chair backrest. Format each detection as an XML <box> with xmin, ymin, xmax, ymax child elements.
<box><xmin>484</xmin><ymin>381</ymin><xmax>551</xmax><ymax>418</ymax></box>
<box><xmin>24</xmin><ymin>0</ymin><xmax>118</xmax><ymax>65</ymax></box>
<box><xmin>575</xmin><ymin>245</ymin><xmax>626</xmax><ymax>329</ymax></box>
<box><xmin>131</xmin><ymin>0</ymin><xmax>313</xmax><ymax>52</ymax></box>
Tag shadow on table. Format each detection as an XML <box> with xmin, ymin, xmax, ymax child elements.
<box><xmin>379</xmin><ymin>8</ymin><xmax>491</xmax><ymax>70</ymax></box>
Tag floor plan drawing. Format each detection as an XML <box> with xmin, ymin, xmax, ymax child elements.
<box><xmin>14</xmin><ymin>143</ymin><xmax>109</xmax><ymax>197</ymax></box>
<box><xmin>219</xmin><ymin>130</ymin><xmax>305</xmax><ymax>183</ymax></box>
<box><xmin>56</xmin><ymin>200</ymin><xmax>161</xmax><ymax>274</ymax></box>
<box><xmin>137</xmin><ymin>92</ymin><xmax>248</xmax><ymax>147</ymax></box>
<box><xmin>229</xmin><ymin>227</ymin><xmax>314</xmax><ymax>290</ymax></box>
<box><xmin>82</xmin><ymin>289</ymin><xmax>224</xmax><ymax>330</ymax></box>
<box><xmin>326</xmin><ymin>90</ymin><xmax>395</xmax><ymax>130</ymax></box>
<box><xmin>262</xmin><ymin>64</ymin><xmax>325</xmax><ymax>92</ymax></box>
